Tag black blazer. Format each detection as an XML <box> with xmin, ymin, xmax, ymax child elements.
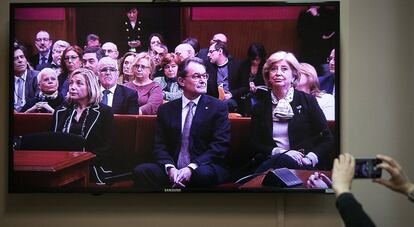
<box><xmin>52</xmin><ymin>103</ymin><xmax>114</xmax><ymax>162</ymax></box>
<box><xmin>24</xmin><ymin>69</ymin><xmax>39</xmax><ymax>102</ymax></box>
<box><xmin>153</xmin><ymin>94</ymin><xmax>230</xmax><ymax>178</ymax></box>
<box><xmin>111</xmin><ymin>85</ymin><xmax>139</xmax><ymax>115</ymax></box>
<box><xmin>250</xmin><ymin>90</ymin><xmax>333</xmax><ymax>162</ymax></box>
<box><xmin>21</xmin><ymin>92</ymin><xmax>64</xmax><ymax>113</ymax></box>
<box><xmin>206</xmin><ymin>58</ymin><xmax>247</xmax><ymax>100</ymax></box>
<box><xmin>29</xmin><ymin>52</ymin><xmax>53</xmax><ymax>70</ymax></box>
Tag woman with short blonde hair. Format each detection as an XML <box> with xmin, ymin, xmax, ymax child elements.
<box><xmin>297</xmin><ymin>62</ymin><xmax>335</xmax><ymax>121</ymax></box>
<box><xmin>124</xmin><ymin>52</ymin><xmax>162</xmax><ymax>115</ymax></box>
<box><xmin>251</xmin><ymin>51</ymin><xmax>333</xmax><ymax>173</ymax></box>
<box><xmin>53</xmin><ymin>67</ymin><xmax>114</xmax><ymax>185</ymax></box>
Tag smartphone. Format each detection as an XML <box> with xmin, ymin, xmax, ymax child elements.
<box><xmin>354</xmin><ymin>158</ymin><xmax>382</xmax><ymax>178</ymax></box>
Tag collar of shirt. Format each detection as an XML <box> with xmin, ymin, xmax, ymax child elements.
<box><xmin>14</xmin><ymin>69</ymin><xmax>27</xmax><ymax>82</ymax></box>
<box><xmin>100</xmin><ymin>84</ymin><xmax>117</xmax><ymax>94</ymax></box>
<box><xmin>39</xmin><ymin>50</ymin><xmax>51</xmax><ymax>62</ymax></box>
<box><xmin>217</xmin><ymin>58</ymin><xmax>229</xmax><ymax>67</ymax></box>
<box><xmin>181</xmin><ymin>95</ymin><xmax>201</xmax><ymax>110</ymax></box>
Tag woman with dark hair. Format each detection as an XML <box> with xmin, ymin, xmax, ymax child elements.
<box><xmin>148</xmin><ymin>33</ymin><xmax>165</xmax><ymax>52</ymax></box>
<box><xmin>58</xmin><ymin>45</ymin><xmax>83</xmax><ymax>98</ymax></box>
<box><xmin>153</xmin><ymin>53</ymin><xmax>182</xmax><ymax>101</ymax></box>
<box><xmin>239</xmin><ymin>43</ymin><xmax>267</xmax><ymax>115</ymax></box>
<box><xmin>250</xmin><ymin>51</ymin><xmax>333</xmax><ymax>173</ymax></box>
<box><xmin>53</xmin><ymin>68</ymin><xmax>114</xmax><ymax>184</ymax></box>
<box><xmin>118</xmin><ymin>51</ymin><xmax>137</xmax><ymax>84</ymax></box>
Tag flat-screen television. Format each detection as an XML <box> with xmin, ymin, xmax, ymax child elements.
<box><xmin>9</xmin><ymin>1</ymin><xmax>339</xmax><ymax>193</ymax></box>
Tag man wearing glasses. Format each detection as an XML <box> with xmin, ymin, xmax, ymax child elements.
<box><xmin>97</xmin><ymin>57</ymin><xmax>139</xmax><ymax>114</ymax></box>
<box><xmin>30</xmin><ymin>30</ymin><xmax>53</xmax><ymax>71</ymax></box>
<box><xmin>133</xmin><ymin>57</ymin><xmax>230</xmax><ymax>190</ymax></box>
<box><xmin>206</xmin><ymin>40</ymin><xmax>245</xmax><ymax>114</ymax></box>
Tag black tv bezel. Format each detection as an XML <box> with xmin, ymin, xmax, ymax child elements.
<box><xmin>9</xmin><ymin>1</ymin><xmax>340</xmax><ymax>194</ymax></box>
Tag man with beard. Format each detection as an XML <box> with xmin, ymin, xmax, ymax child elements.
<box><xmin>133</xmin><ymin>57</ymin><xmax>230</xmax><ymax>190</ymax></box>
<box><xmin>97</xmin><ymin>57</ymin><xmax>139</xmax><ymax>114</ymax></box>
<box><xmin>30</xmin><ymin>30</ymin><xmax>53</xmax><ymax>70</ymax></box>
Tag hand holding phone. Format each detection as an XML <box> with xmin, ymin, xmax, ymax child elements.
<box><xmin>354</xmin><ymin>158</ymin><xmax>382</xmax><ymax>178</ymax></box>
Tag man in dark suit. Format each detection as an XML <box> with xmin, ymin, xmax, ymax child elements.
<box><xmin>13</xmin><ymin>44</ymin><xmax>39</xmax><ymax>112</ymax></box>
<box><xmin>97</xmin><ymin>57</ymin><xmax>139</xmax><ymax>114</ymax></box>
<box><xmin>29</xmin><ymin>30</ymin><xmax>53</xmax><ymax>71</ymax></box>
<box><xmin>206</xmin><ymin>40</ymin><xmax>246</xmax><ymax>113</ymax></box>
<box><xmin>133</xmin><ymin>57</ymin><xmax>231</xmax><ymax>190</ymax></box>
<box><xmin>319</xmin><ymin>49</ymin><xmax>336</xmax><ymax>95</ymax></box>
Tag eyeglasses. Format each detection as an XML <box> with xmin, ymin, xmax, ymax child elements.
<box><xmin>133</xmin><ymin>64</ymin><xmax>150</xmax><ymax>70</ymax></box>
<box><xmin>187</xmin><ymin>73</ymin><xmax>209</xmax><ymax>80</ymax></box>
<box><xmin>208</xmin><ymin>49</ymin><xmax>218</xmax><ymax>54</ymax></box>
<box><xmin>64</xmin><ymin>55</ymin><xmax>79</xmax><ymax>61</ymax></box>
<box><xmin>35</xmin><ymin>38</ymin><xmax>50</xmax><ymax>42</ymax></box>
<box><xmin>99</xmin><ymin>67</ymin><xmax>117</xmax><ymax>73</ymax></box>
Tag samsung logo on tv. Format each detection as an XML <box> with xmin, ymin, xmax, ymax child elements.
<box><xmin>164</xmin><ymin>188</ymin><xmax>181</xmax><ymax>192</ymax></box>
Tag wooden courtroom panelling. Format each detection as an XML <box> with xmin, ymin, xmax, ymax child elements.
<box><xmin>13</xmin><ymin>8</ymin><xmax>76</xmax><ymax>57</ymax></box>
<box><xmin>183</xmin><ymin>10</ymin><xmax>302</xmax><ymax>60</ymax></box>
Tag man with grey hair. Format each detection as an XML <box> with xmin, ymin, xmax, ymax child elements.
<box><xmin>21</xmin><ymin>68</ymin><xmax>64</xmax><ymax>113</ymax></box>
<box><xmin>97</xmin><ymin>57</ymin><xmax>139</xmax><ymax>114</ymax></box>
<box><xmin>151</xmin><ymin>43</ymin><xmax>168</xmax><ymax>78</ymax></box>
<box><xmin>30</xmin><ymin>30</ymin><xmax>53</xmax><ymax>70</ymax></box>
<box><xmin>174</xmin><ymin>43</ymin><xmax>195</xmax><ymax>62</ymax></box>
<box><xmin>102</xmin><ymin>42</ymin><xmax>119</xmax><ymax>60</ymax></box>
<box><xmin>50</xmin><ymin>40</ymin><xmax>70</xmax><ymax>75</ymax></box>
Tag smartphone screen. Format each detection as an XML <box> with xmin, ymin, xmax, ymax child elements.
<box><xmin>354</xmin><ymin>158</ymin><xmax>382</xmax><ymax>178</ymax></box>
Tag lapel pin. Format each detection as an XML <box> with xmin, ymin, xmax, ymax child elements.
<box><xmin>297</xmin><ymin>105</ymin><xmax>302</xmax><ymax>113</ymax></box>
<box><xmin>205</xmin><ymin>106</ymin><xmax>209</xmax><ymax>110</ymax></box>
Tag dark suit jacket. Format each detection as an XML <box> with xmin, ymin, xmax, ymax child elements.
<box><xmin>206</xmin><ymin>58</ymin><xmax>246</xmax><ymax>100</ymax></box>
<box><xmin>24</xmin><ymin>69</ymin><xmax>39</xmax><ymax>101</ymax></box>
<box><xmin>21</xmin><ymin>92</ymin><xmax>64</xmax><ymax>113</ymax></box>
<box><xmin>250</xmin><ymin>90</ymin><xmax>333</xmax><ymax>164</ymax></box>
<box><xmin>29</xmin><ymin>51</ymin><xmax>53</xmax><ymax>70</ymax></box>
<box><xmin>153</xmin><ymin>94</ymin><xmax>230</xmax><ymax>181</ymax></box>
<box><xmin>319</xmin><ymin>74</ymin><xmax>335</xmax><ymax>94</ymax></box>
<box><xmin>52</xmin><ymin>103</ymin><xmax>114</xmax><ymax>164</ymax></box>
<box><xmin>111</xmin><ymin>85</ymin><xmax>139</xmax><ymax>114</ymax></box>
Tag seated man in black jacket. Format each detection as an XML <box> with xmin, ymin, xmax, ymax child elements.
<box><xmin>97</xmin><ymin>57</ymin><xmax>139</xmax><ymax>114</ymax></box>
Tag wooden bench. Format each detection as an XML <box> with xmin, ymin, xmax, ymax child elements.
<box><xmin>12</xmin><ymin>113</ymin><xmax>337</xmax><ymax>186</ymax></box>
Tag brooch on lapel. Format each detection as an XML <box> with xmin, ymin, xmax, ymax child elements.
<box><xmin>296</xmin><ymin>105</ymin><xmax>302</xmax><ymax>114</ymax></box>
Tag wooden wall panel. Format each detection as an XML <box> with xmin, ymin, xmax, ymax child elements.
<box><xmin>13</xmin><ymin>8</ymin><xmax>76</xmax><ymax>57</ymax></box>
<box><xmin>185</xmin><ymin>19</ymin><xmax>300</xmax><ymax>60</ymax></box>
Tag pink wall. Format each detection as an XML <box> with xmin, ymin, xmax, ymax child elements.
<box><xmin>14</xmin><ymin>8</ymin><xmax>65</xmax><ymax>20</ymax></box>
<box><xmin>192</xmin><ymin>6</ymin><xmax>306</xmax><ymax>21</ymax></box>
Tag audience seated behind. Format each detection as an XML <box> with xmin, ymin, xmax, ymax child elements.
<box><xmin>13</xmin><ymin>112</ymin><xmax>336</xmax><ymax>188</ymax></box>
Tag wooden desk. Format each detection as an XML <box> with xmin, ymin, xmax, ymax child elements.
<box><xmin>13</xmin><ymin>150</ymin><xmax>95</xmax><ymax>190</ymax></box>
<box><xmin>240</xmin><ymin>169</ymin><xmax>332</xmax><ymax>191</ymax></box>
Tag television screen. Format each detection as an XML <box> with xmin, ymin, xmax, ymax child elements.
<box><xmin>9</xmin><ymin>2</ymin><xmax>339</xmax><ymax>193</ymax></box>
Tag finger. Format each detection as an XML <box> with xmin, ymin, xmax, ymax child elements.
<box><xmin>320</xmin><ymin>173</ymin><xmax>332</xmax><ymax>185</ymax></box>
<box><xmin>376</xmin><ymin>163</ymin><xmax>399</xmax><ymax>177</ymax></box>
<box><xmin>176</xmin><ymin>181</ymin><xmax>186</xmax><ymax>188</ymax></box>
<box><xmin>376</xmin><ymin>154</ymin><xmax>401</xmax><ymax>169</ymax></box>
